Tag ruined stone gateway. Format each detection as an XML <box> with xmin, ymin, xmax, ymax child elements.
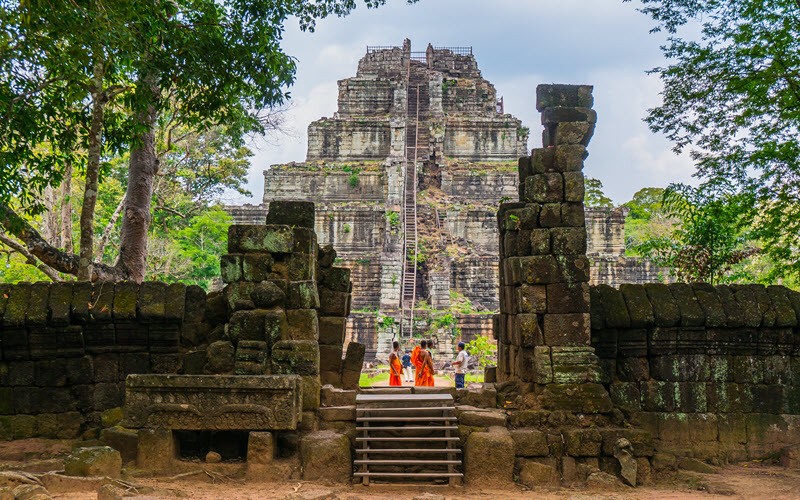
<box><xmin>230</xmin><ymin>40</ymin><xmax>665</xmax><ymax>359</ymax></box>
<box><xmin>1</xmin><ymin>78</ymin><xmax>800</xmax><ymax>489</ymax></box>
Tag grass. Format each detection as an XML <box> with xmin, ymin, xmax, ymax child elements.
<box><xmin>359</xmin><ymin>365</ymin><xmax>391</xmax><ymax>387</ymax></box>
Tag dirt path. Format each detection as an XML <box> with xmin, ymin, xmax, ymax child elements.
<box><xmin>39</xmin><ymin>462</ymin><xmax>800</xmax><ymax>500</ymax></box>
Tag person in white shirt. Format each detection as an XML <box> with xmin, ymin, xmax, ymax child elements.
<box><xmin>452</xmin><ymin>342</ymin><xmax>468</xmax><ymax>389</ymax></box>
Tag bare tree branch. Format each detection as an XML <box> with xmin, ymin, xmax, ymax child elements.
<box><xmin>0</xmin><ymin>232</ymin><xmax>63</xmax><ymax>281</ymax></box>
<box><xmin>97</xmin><ymin>196</ymin><xmax>125</xmax><ymax>261</ymax></box>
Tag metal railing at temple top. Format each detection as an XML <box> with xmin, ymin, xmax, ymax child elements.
<box><xmin>366</xmin><ymin>45</ymin><xmax>401</xmax><ymax>53</ymax></box>
<box><xmin>434</xmin><ymin>46</ymin><xmax>472</xmax><ymax>56</ymax></box>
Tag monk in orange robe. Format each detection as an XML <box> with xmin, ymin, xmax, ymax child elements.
<box><xmin>388</xmin><ymin>341</ymin><xmax>403</xmax><ymax>386</ymax></box>
<box><xmin>412</xmin><ymin>340</ymin><xmax>435</xmax><ymax>387</ymax></box>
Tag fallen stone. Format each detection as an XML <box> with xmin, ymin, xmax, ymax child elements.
<box><xmin>613</xmin><ymin>438</ymin><xmax>637</xmax><ymax>487</ymax></box>
<box><xmin>781</xmin><ymin>444</ymin><xmax>800</xmax><ymax>468</ymax></box>
<box><xmin>205</xmin><ymin>451</ymin><xmax>222</xmax><ymax>463</ymax></box>
<box><xmin>300</xmin><ymin>431</ymin><xmax>351</xmax><ymax>482</ymax></box>
<box><xmin>11</xmin><ymin>484</ymin><xmax>50</xmax><ymax>500</ymax></box>
<box><xmin>101</xmin><ymin>407</ymin><xmax>124</xmax><ymax>428</ymax></box>
<box><xmin>63</xmin><ymin>446</ymin><xmax>121</xmax><ymax>479</ymax></box>
<box><xmin>586</xmin><ymin>471</ymin><xmax>624</xmax><ymax>490</ymax></box>
<box><xmin>100</xmin><ymin>427</ymin><xmax>138</xmax><ymax>464</ymax></box>
<box><xmin>678</xmin><ymin>457</ymin><xmax>717</xmax><ymax>474</ymax></box>
<box><xmin>519</xmin><ymin>460</ymin><xmax>559</xmax><ymax>487</ymax></box>
<box><xmin>465</xmin><ymin>427</ymin><xmax>514</xmax><ymax>487</ymax></box>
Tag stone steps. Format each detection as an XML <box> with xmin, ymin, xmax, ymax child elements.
<box><xmin>354</xmin><ymin>393</ymin><xmax>463</xmax><ymax>485</ymax></box>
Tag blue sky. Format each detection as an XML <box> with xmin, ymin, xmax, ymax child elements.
<box><xmin>233</xmin><ymin>0</ymin><xmax>694</xmax><ymax>206</ymax></box>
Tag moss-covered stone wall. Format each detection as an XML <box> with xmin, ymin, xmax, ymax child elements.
<box><xmin>0</xmin><ymin>281</ymin><xmax>220</xmax><ymax>440</ymax></box>
<box><xmin>590</xmin><ymin>283</ymin><xmax>800</xmax><ymax>461</ymax></box>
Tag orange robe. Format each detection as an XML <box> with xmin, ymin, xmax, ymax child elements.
<box><xmin>412</xmin><ymin>347</ymin><xmax>434</xmax><ymax>387</ymax></box>
<box><xmin>389</xmin><ymin>353</ymin><xmax>403</xmax><ymax>386</ymax></box>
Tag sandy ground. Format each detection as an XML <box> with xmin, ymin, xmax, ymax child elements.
<box><xmin>4</xmin><ymin>441</ymin><xmax>800</xmax><ymax>500</ymax></box>
<box><xmin>40</xmin><ymin>463</ymin><xmax>800</xmax><ymax>500</ymax></box>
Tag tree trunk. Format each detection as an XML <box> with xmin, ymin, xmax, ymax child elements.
<box><xmin>78</xmin><ymin>59</ymin><xmax>106</xmax><ymax>280</ymax></box>
<box><xmin>116</xmin><ymin>73</ymin><xmax>159</xmax><ymax>283</ymax></box>
<box><xmin>61</xmin><ymin>160</ymin><xmax>74</xmax><ymax>254</ymax></box>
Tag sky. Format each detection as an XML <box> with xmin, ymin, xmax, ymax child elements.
<box><xmin>229</xmin><ymin>0</ymin><xmax>695</xmax><ymax>206</ymax></box>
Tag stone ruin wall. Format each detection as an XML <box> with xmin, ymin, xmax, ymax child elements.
<box><xmin>0</xmin><ymin>201</ymin><xmax>364</xmax><ymax>442</ymax></box>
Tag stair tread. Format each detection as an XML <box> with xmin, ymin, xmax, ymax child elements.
<box><xmin>357</xmin><ymin>426</ymin><xmax>458</xmax><ymax>431</ymax></box>
<box><xmin>357</xmin><ymin>437</ymin><xmax>460</xmax><ymax>442</ymax></box>
<box><xmin>357</xmin><ymin>407</ymin><xmax>455</xmax><ymax>412</ymax></box>
<box><xmin>354</xmin><ymin>472</ymin><xmax>463</xmax><ymax>478</ymax></box>
<box><xmin>356</xmin><ymin>449</ymin><xmax>461</xmax><ymax>454</ymax></box>
<box><xmin>355</xmin><ymin>459</ymin><xmax>461</xmax><ymax>465</ymax></box>
<box><xmin>357</xmin><ymin>416</ymin><xmax>457</xmax><ymax>422</ymax></box>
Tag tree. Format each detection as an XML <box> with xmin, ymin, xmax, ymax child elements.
<box><xmin>622</xmin><ymin>187</ymin><xmax>675</xmax><ymax>253</ymax></box>
<box><xmin>629</xmin><ymin>0</ymin><xmax>800</xmax><ymax>279</ymax></box>
<box><xmin>465</xmin><ymin>335</ymin><xmax>496</xmax><ymax>370</ymax></box>
<box><xmin>634</xmin><ymin>183</ymin><xmax>757</xmax><ymax>284</ymax></box>
<box><xmin>585</xmin><ymin>177</ymin><xmax>614</xmax><ymax>208</ymax></box>
<box><xmin>1</xmin><ymin>0</ymin><xmax>417</xmax><ymax>283</ymax></box>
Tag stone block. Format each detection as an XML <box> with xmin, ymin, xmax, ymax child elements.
<box><xmin>562</xmin><ymin>171</ymin><xmax>585</xmax><ymax>202</ymax></box>
<box><xmin>538</xmin><ymin>203</ymin><xmax>562</xmax><ymax>227</ymax></box>
<box><xmin>64</xmin><ymin>446</ymin><xmax>121</xmax><ymax>478</ymax></box>
<box><xmin>318</xmin><ymin>244</ymin><xmax>336</xmax><ymax>268</ymax></box>
<box><xmin>768</xmin><ymin>285</ymin><xmax>797</xmax><ymax>327</ymax></box>
<box><xmin>318</xmin><ymin>406</ymin><xmax>356</xmax><ymax>422</ymax></box>
<box><xmin>286</xmin><ymin>309</ymin><xmax>318</xmax><ymax>341</ymax></box>
<box><xmin>547</xmin><ymin>282</ymin><xmax>589</xmax><ymax>314</ymax></box>
<box><xmin>564</xmin><ymin>428</ymin><xmax>602</xmax><ymax>457</ymax></box>
<box><xmin>516</xmin><ymin>285</ymin><xmax>547</xmax><ymax>313</ymax></box>
<box><xmin>620</xmin><ymin>284</ymin><xmax>655</xmax><ymax>328</ymax></box>
<box><xmin>300</xmin><ymin>431</ymin><xmax>351</xmax><ymax>482</ymax></box>
<box><xmin>536</xmin><ymin>84</ymin><xmax>594</xmax><ymax>111</ymax></box>
<box><xmin>136</xmin><ymin>429</ymin><xmax>175</xmax><ymax>472</ymax></box>
<box><xmin>544</xmin><ymin>107</ymin><xmax>597</xmax><ymax>125</ymax></box>
<box><xmin>250</xmin><ymin>281</ymin><xmax>286</xmax><ymax>309</ymax></box>
<box><xmin>456</xmin><ymin>384</ymin><xmax>497</xmax><ymax>408</ymax></box>
<box><xmin>670</xmin><ymin>283</ymin><xmax>705</xmax><ymax>327</ymax></box>
<box><xmin>100</xmin><ymin>427</ymin><xmax>138</xmax><ymax>464</ymax></box>
<box><xmin>228</xmin><ymin>310</ymin><xmax>267</xmax><ymax>343</ymax></box>
<box><xmin>301</xmin><ymin>375</ymin><xmax>321</xmax><ymax>410</ymax></box>
<box><xmin>24</xmin><ymin>282</ymin><xmax>49</xmax><ymax>325</ymax></box>
<box><xmin>342</xmin><ymin>342</ymin><xmax>366</xmax><ymax>372</ymax></box>
<box><xmin>531</xmin><ymin>147</ymin><xmax>555</xmax><ymax>174</ymax></box>
<box><xmin>538</xmin><ymin>383</ymin><xmax>613</xmax><ymax>413</ymax></box>
<box><xmin>517</xmin><ymin>314</ymin><xmax>542</xmax><ymax>347</ymax></box>
<box><xmin>596</xmin><ymin>285</ymin><xmax>630</xmax><ymax>328</ymax></box>
<box><xmin>287</xmin><ymin>281</ymin><xmax>320</xmax><ymax>310</ymax></box>
<box><xmin>272</xmin><ymin>340</ymin><xmax>319</xmax><ymax>375</ymax></box>
<box><xmin>220</xmin><ymin>254</ymin><xmax>243</xmax><ymax>283</ymax></box>
<box><xmin>318</xmin><ymin>289</ymin><xmax>350</xmax><ymax>317</ymax></box>
<box><xmin>542</xmin><ymin>313</ymin><xmax>590</xmax><ymax>346</ymax></box>
<box><xmin>242</xmin><ymin>253</ymin><xmax>275</xmax><ymax>282</ymax></box>
<box><xmin>465</xmin><ymin>427</ymin><xmax>514</xmax><ymax>487</ymax></box>
<box><xmin>555</xmin><ymin>122</ymin><xmax>595</xmax><ymax>146</ymax></box>
<box><xmin>287</xmin><ymin>252</ymin><xmax>316</xmax><ymax>282</ymax></box>
<box><xmin>519</xmin><ymin>460</ymin><xmax>560</xmax><ymax>487</ymax></box>
<box><xmin>204</xmin><ymin>340</ymin><xmax>235</xmax><ymax>374</ymax></box>
<box><xmin>320</xmin><ymin>385</ymin><xmax>357</xmax><ymax>407</ymax></box>
<box><xmin>550</xmin><ymin>227</ymin><xmax>586</xmax><ymax>255</ymax></box>
<box><xmin>459</xmin><ymin>410</ymin><xmax>507</xmax><ymax>427</ymax></box>
<box><xmin>341</xmin><ymin>369</ymin><xmax>360</xmax><ymax>390</ymax></box>
<box><xmin>644</xmin><ymin>283</ymin><xmax>680</xmax><ymax>327</ymax></box>
<box><xmin>125</xmin><ymin>374</ymin><xmax>301</xmax><ymax>430</ymax></box>
<box><xmin>319</xmin><ymin>267</ymin><xmax>352</xmax><ymax>293</ymax></box>
<box><xmin>235</xmin><ymin>340</ymin><xmax>269</xmax><ymax>375</ymax></box>
<box><xmin>319</xmin><ymin>344</ymin><xmax>343</xmax><ymax>373</ymax></box>
<box><xmin>527</xmin><ymin>229</ymin><xmax>550</xmax><ymax>255</ymax></box>
<box><xmin>692</xmin><ymin>283</ymin><xmax>726</xmax><ymax>327</ymax></box>
<box><xmin>228</xmin><ymin>224</ymin><xmax>294</xmax><ymax>254</ymax></box>
<box><xmin>138</xmin><ymin>282</ymin><xmax>167</xmax><ymax>323</ymax></box>
<box><xmin>266</xmin><ymin>200</ymin><xmax>315</xmax><ymax>228</ymax></box>
<box><xmin>511</xmin><ymin>428</ymin><xmax>549</xmax><ymax>457</ymax></box>
<box><xmin>47</xmin><ymin>283</ymin><xmax>73</xmax><ymax>326</ymax></box>
<box><xmin>318</xmin><ymin>317</ymin><xmax>346</xmax><ymax>345</ymax></box>
<box><xmin>525</xmin><ymin>173</ymin><xmax>563</xmax><ymax>203</ymax></box>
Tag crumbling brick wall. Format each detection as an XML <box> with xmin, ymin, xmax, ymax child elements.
<box><xmin>591</xmin><ymin>283</ymin><xmax>800</xmax><ymax>461</ymax></box>
<box><xmin>0</xmin><ymin>281</ymin><xmax>218</xmax><ymax>439</ymax></box>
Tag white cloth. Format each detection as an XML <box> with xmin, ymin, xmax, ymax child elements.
<box><xmin>403</xmin><ymin>366</ymin><xmax>413</xmax><ymax>381</ymax></box>
<box><xmin>454</xmin><ymin>350</ymin><xmax>468</xmax><ymax>374</ymax></box>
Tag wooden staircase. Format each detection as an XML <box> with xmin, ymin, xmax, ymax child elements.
<box><xmin>354</xmin><ymin>393</ymin><xmax>463</xmax><ymax>485</ymax></box>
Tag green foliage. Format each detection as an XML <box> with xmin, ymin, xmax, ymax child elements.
<box><xmin>377</xmin><ymin>315</ymin><xmax>396</xmax><ymax>330</ymax></box>
<box><xmin>386</xmin><ymin>210</ymin><xmax>400</xmax><ymax>229</ymax></box>
<box><xmin>172</xmin><ymin>208</ymin><xmax>232</xmax><ymax>288</ymax></box>
<box><xmin>633</xmin><ymin>183</ymin><xmax>757</xmax><ymax>284</ymax></box>
<box><xmin>630</xmin><ymin>0</ymin><xmax>800</xmax><ymax>279</ymax></box>
<box><xmin>623</xmin><ymin>187</ymin><xmax>674</xmax><ymax>255</ymax></box>
<box><xmin>342</xmin><ymin>165</ymin><xmax>361</xmax><ymax>188</ymax></box>
<box><xmin>390</xmin><ymin>274</ymin><xmax>398</xmax><ymax>286</ymax></box>
<box><xmin>428</xmin><ymin>312</ymin><xmax>460</xmax><ymax>338</ymax></box>
<box><xmin>465</xmin><ymin>335</ymin><xmax>496</xmax><ymax>370</ymax></box>
<box><xmin>517</xmin><ymin>126</ymin><xmax>530</xmax><ymax>137</ymax></box>
<box><xmin>343</xmin><ymin>223</ymin><xmax>352</xmax><ymax>234</ymax></box>
<box><xmin>585</xmin><ymin>177</ymin><xmax>614</xmax><ymax>208</ymax></box>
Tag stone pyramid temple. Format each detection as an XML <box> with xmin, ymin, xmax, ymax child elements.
<box><xmin>228</xmin><ymin>40</ymin><xmax>663</xmax><ymax>359</ymax></box>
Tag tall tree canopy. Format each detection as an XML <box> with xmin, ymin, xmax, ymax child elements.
<box><xmin>0</xmin><ymin>0</ymin><xmax>415</xmax><ymax>283</ymax></box>
<box><xmin>630</xmin><ymin>0</ymin><xmax>800</xmax><ymax>280</ymax></box>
